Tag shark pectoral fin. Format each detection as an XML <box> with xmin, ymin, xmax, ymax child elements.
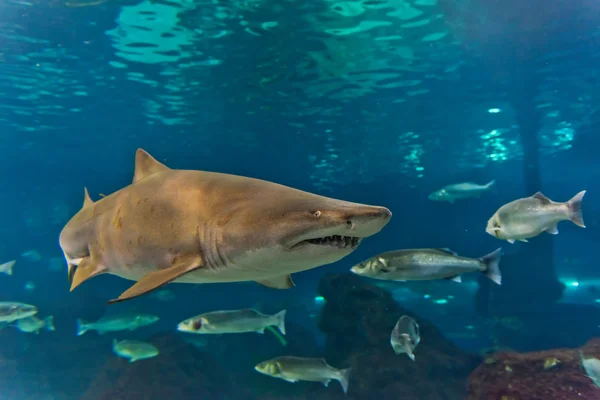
<box><xmin>132</xmin><ymin>149</ymin><xmax>170</xmax><ymax>183</ymax></box>
<box><xmin>107</xmin><ymin>256</ymin><xmax>203</xmax><ymax>304</ymax></box>
<box><xmin>255</xmin><ymin>275</ymin><xmax>295</xmax><ymax>290</ymax></box>
<box><xmin>70</xmin><ymin>257</ymin><xmax>107</xmax><ymax>291</ymax></box>
<box><xmin>507</xmin><ymin>239</ymin><xmax>515</xmax><ymax>244</ymax></box>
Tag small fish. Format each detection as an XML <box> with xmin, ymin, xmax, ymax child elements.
<box><xmin>350</xmin><ymin>248</ymin><xmax>502</xmax><ymax>285</ymax></box>
<box><xmin>428</xmin><ymin>180</ymin><xmax>495</xmax><ymax>203</ymax></box>
<box><xmin>390</xmin><ymin>315</ymin><xmax>420</xmax><ymax>360</ymax></box>
<box><xmin>24</xmin><ymin>281</ymin><xmax>35</xmax><ymax>293</ymax></box>
<box><xmin>149</xmin><ymin>289</ymin><xmax>175</xmax><ymax>302</ymax></box>
<box><xmin>0</xmin><ymin>302</ymin><xmax>37</xmax><ymax>322</ymax></box>
<box><xmin>177</xmin><ymin>309</ymin><xmax>286</xmax><ymax>335</ymax></box>
<box><xmin>579</xmin><ymin>350</ymin><xmax>600</xmax><ymax>387</ymax></box>
<box><xmin>13</xmin><ymin>315</ymin><xmax>55</xmax><ymax>334</ymax></box>
<box><xmin>486</xmin><ymin>191</ymin><xmax>585</xmax><ymax>244</ymax></box>
<box><xmin>112</xmin><ymin>339</ymin><xmax>159</xmax><ymax>363</ymax></box>
<box><xmin>0</xmin><ymin>260</ymin><xmax>15</xmax><ymax>276</ymax></box>
<box><xmin>76</xmin><ymin>314</ymin><xmax>159</xmax><ymax>336</ymax></box>
<box><xmin>255</xmin><ymin>356</ymin><xmax>352</xmax><ymax>394</ymax></box>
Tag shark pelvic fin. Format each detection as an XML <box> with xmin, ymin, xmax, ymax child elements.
<box><xmin>255</xmin><ymin>274</ymin><xmax>295</xmax><ymax>289</ymax></box>
<box><xmin>70</xmin><ymin>257</ymin><xmax>107</xmax><ymax>291</ymax></box>
<box><xmin>133</xmin><ymin>149</ymin><xmax>170</xmax><ymax>183</ymax></box>
<box><xmin>108</xmin><ymin>255</ymin><xmax>203</xmax><ymax>304</ymax></box>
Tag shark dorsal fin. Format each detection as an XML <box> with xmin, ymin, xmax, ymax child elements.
<box><xmin>133</xmin><ymin>149</ymin><xmax>170</xmax><ymax>184</ymax></box>
<box><xmin>435</xmin><ymin>248</ymin><xmax>458</xmax><ymax>256</ymax></box>
<box><xmin>532</xmin><ymin>192</ymin><xmax>552</xmax><ymax>204</ymax></box>
<box><xmin>82</xmin><ymin>187</ymin><xmax>94</xmax><ymax>209</ymax></box>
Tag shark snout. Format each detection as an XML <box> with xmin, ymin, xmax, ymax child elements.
<box><xmin>347</xmin><ymin>205</ymin><xmax>392</xmax><ymax>237</ymax></box>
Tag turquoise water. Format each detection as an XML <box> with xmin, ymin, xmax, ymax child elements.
<box><xmin>1</xmin><ymin>0</ymin><xmax>600</xmax><ymax>398</ymax></box>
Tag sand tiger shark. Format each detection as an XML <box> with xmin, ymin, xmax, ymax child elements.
<box><xmin>59</xmin><ymin>149</ymin><xmax>392</xmax><ymax>304</ymax></box>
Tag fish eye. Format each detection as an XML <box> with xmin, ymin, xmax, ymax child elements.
<box><xmin>192</xmin><ymin>319</ymin><xmax>202</xmax><ymax>330</ymax></box>
<box><xmin>380</xmin><ymin>268</ymin><xmax>390</xmax><ymax>274</ymax></box>
<box><xmin>312</xmin><ymin>211</ymin><xmax>321</xmax><ymax>218</ymax></box>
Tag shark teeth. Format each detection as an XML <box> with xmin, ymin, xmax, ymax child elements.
<box><xmin>306</xmin><ymin>235</ymin><xmax>360</xmax><ymax>248</ymax></box>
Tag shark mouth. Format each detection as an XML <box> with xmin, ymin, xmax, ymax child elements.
<box><xmin>305</xmin><ymin>235</ymin><xmax>361</xmax><ymax>249</ymax></box>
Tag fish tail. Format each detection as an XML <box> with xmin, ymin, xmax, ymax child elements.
<box><xmin>274</xmin><ymin>309</ymin><xmax>287</xmax><ymax>335</ymax></box>
<box><xmin>76</xmin><ymin>319</ymin><xmax>88</xmax><ymax>336</ymax></box>
<box><xmin>567</xmin><ymin>190</ymin><xmax>586</xmax><ymax>228</ymax></box>
<box><xmin>338</xmin><ymin>367</ymin><xmax>352</xmax><ymax>394</ymax></box>
<box><xmin>0</xmin><ymin>260</ymin><xmax>15</xmax><ymax>276</ymax></box>
<box><xmin>485</xmin><ymin>179</ymin><xmax>496</xmax><ymax>189</ymax></box>
<box><xmin>480</xmin><ymin>248</ymin><xmax>502</xmax><ymax>285</ymax></box>
<box><xmin>44</xmin><ymin>316</ymin><xmax>55</xmax><ymax>331</ymax></box>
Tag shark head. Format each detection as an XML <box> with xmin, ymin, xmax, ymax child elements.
<box><xmin>214</xmin><ymin>184</ymin><xmax>392</xmax><ymax>274</ymax></box>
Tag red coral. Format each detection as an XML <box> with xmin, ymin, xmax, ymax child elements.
<box><xmin>467</xmin><ymin>338</ymin><xmax>600</xmax><ymax>400</ymax></box>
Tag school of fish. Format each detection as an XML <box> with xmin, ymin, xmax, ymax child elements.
<box><xmin>0</xmin><ymin>149</ymin><xmax>587</xmax><ymax>393</ymax></box>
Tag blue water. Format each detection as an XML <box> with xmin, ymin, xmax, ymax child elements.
<box><xmin>1</xmin><ymin>0</ymin><xmax>600</xmax><ymax>398</ymax></box>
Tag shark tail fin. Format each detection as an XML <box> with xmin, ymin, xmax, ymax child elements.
<box><xmin>567</xmin><ymin>190</ymin><xmax>586</xmax><ymax>228</ymax></box>
<box><xmin>480</xmin><ymin>248</ymin><xmax>502</xmax><ymax>285</ymax></box>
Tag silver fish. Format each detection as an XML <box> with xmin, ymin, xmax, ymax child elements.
<box><xmin>0</xmin><ymin>302</ymin><xmax>37</xmax><ymax>322</ymax></box>
<box><xmin>486</xmin><ymin>191</ymin><xmax>585</xmax><ymax>243</ymax></box>
<box><xmin>13</xmin><ymin>315</ymin><xmax>55</xmax><ymax>334</ymax></box>
<box><xmin>350</xmin><ymin>248</ymin><xmax>502</xmax><ymax>285</ymax></box>
<box><xmin>177</xmin><ymin>308</ymin><xmax>286</xmax><ymax>335</ymax></box>
<box><xmin>390</xmin><ymin>315</ymin><xmax>420</xmax><ymax>360</ymax></box>
<box><xmin>112</xmin><ymin>339</ymin><xmax>159</xmax><ymax>363</ymax></box>
<box><xmin>428</xmin><ymin>180</ymin><xmax>495</xmax><ymax>203</ymax></box>
<box><xmin>255</xmin><ymin>356</ymin><xmax>352</xmax><ymax>394</ymax></box>
<box><xmin>76</xmin><ymin>314</ymin><xmax>159</xmax><ymax>336</ymax></box>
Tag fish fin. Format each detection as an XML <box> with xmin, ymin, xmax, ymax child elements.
<box><xmin>0</xmin><ymin>260</ymin><xmax>15</xmax><ymax>276</ymax></box>
<box><xmin>338</xmin><ymin>368</ymin><xmax>352</xmax><ymax>394</ymax></box>
<box><xmin>518</xmin><ymin>239</ymin><xmax>529</xmax><ymax>243</ymax></box>
<box><xmin>107</xmin><ymin>255</ymin><xmax>203</xmax><ymax>304</ymax></box>
<box><xmin>507</xmin><ymin>239</ymin><xmax>515</xmax><ymax>244</ymax></box>
<box><xmin>283</xmin><ymin>378</ymin><xmax>298</xmax><ymax>383</ymax></box>
<box><xmin>44</xmin><ymin>316</ymin><xmax>55</xmax><ymax>331</ymax></box>
<box><xmin>274</xmin><ymin>309</ymin><xmax>287</xmax><ymax>335</ymax></box>
<box><xmin>485</xmin><ymin>179</ymin><xmax>496</xmax><ymax>189</ymax></box>
<box><xmin>567</xmin><ymin>190</ymin><xmax>586</xmax><ymax>228</ymax></box>
<box><xmin>480</xmin><ymin>248</ymin><xmax>502</xmax><ymax>285</ymax></box>
<box><xmin>76</xmin><ymin>319</ymin><xmax>88</xmax><ymax>336</ymax></box>
<box><xmin>435</xmin><ymin>248</ymin><xmax>458</xmax><ymax>256</ymax></box>
<box><xmin>321</xmin><ymin>379</ymin><xmax>331</xmax><ymax>387</ymax></box>
<box><xmin>255</xmin><ymin>275</ymin><xmax>295</xmax><ymax>290</ymax></box>
<box><xmin>256</xmin><ymin>328</ymin><xmax>265</xmax><ymax>334</ymax></box>
<box><xmin>532</xmin><ymin>191</ymin><xmax>552</xmax><ymax>204</ymax></box>
<box><xmin>82</xmin><ymin>187</ymin><xmax>94</xmax><ymax>208</ymax></box>
<box><xmin>546</xmin><ymin>224</ymin><xmax>559</xmax><ymax>235</ymax></box>
<box><xmin>70</xmin><ymin>257</ymin><xmax>107</xmax><ymax>291</ymax></box>
<box><xmin>133</xmin><ymin>148</ymin><xmax>170</xmax><ymax>183</ymax></box>
<box><xmin>446</xmin><ymin>275</ymin><xmax>462</xmax><ymax>283</ymax></box>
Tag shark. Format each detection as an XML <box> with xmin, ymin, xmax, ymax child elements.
<box><xmin>59</xmin><ymin>149</ymin><xmax>392</xmax><ymax>304</ymax></box>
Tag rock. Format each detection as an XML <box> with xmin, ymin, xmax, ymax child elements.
<box><xmin>80</xmin><ymin>333</ymin><xmax>239</xmax><ymax>400</ymax></box>
<box><xmin>467</xmin><ymin>337</ymin><xmax>600</xmax><ymax>399</ymax></box>
<box><xmin>317</xmin><ymin>273</ymin><xmax>481</xmax><ymax>399</ymax></box>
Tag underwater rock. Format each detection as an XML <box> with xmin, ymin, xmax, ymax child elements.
<box><xmin>80</xmin><ymin>333</ymin><xmax>238</xmax><ymax>400</ymax></box>
<box><xmin>317</xmin><ymin>273</ymin><xmax>480</xmax><ymax>399</ymax></box>
<box><xmin>467</xmin><ymin>337</ymin><xmax>600</xmax><ymax>399</ymax></box>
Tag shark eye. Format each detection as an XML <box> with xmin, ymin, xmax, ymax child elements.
<box><xmin>312</xmin><ymin>211</ymin><xmax>322</xmax><ymax>218</ymax></box>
